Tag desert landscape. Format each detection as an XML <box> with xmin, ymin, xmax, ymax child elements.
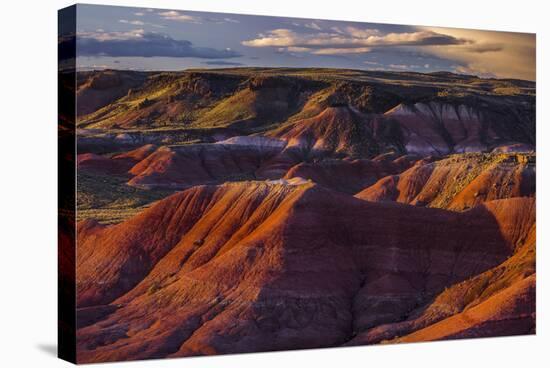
<box><xmin>73</xmin><ymin>67</ymin><xmax>535</xmax><ymax>362</ymax></box>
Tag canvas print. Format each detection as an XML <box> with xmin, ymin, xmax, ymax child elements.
<box><xmin>58</xmin><ymin>4</ymin><xmax>536</xmax><ymax>364</ymax></box>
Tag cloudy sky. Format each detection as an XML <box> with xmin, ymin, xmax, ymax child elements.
<box><xmin>75</xmin><ymin>4</ymin><xmax>536</xmax><ymax>80</ymax></box>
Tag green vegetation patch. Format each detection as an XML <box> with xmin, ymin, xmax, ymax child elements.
<box><xmin>77</xmin><ymin>171</ymin><xmax>174</xmax><ymax>224</ymax></box>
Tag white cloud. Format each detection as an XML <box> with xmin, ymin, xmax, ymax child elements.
<box><xmin>242</xmin><ymin>25</ymin><xmax>535</xmax><ymax>79</ymax></box>
<box><xmin>330</xmin><ymin>26</ymin><xmax>345</xmax><ymax>34</ymax></box>
<box><xmin>134</xmin><ymin>12</ymin><xmax>144</xmax><ymax>16</ymax></box>
<box><xmin>313</xmin><ymin>47</ymin><xmax>372</xmax><ymax>55</ymax></box>
<box><xmin>242</xmin><ymin>28</ymin><xmax>464</xmax><ymax>50</ymax></box>
<box><xmin>159</xmin><ymin>10</ymin><xmax>201</xmax><ymax>23</ymax></box>
<box><xmin>418</xmin><ymin>26</ymin><xmax>535</xmax><ymax>80</ymax></box>
<box><xmin>279</xmin><ymin>46</ymin><xmax>312</xmax><ymax>53</ymax></box>
<box><xmin>304</xmin><ymin>22</ymin><xmax>322</xmax><ymax>31</ymax></box>
<box><xmin>119</xmin><ymin>19</ymin><xmax>145</xmax><ymax>26</ymax></box>
<box><xmin>388</xmin><ymin>64</ymin><xmax>409</xmax><ymax>70</ymax></box>
<box><xmin>345</xmin><ymin>26</ymin><xmax>381</xmax><ymax>38</ymax></box>
<box><xmin>79</xmin><ymin>29</ymin><xmax>146</xmax><ymax>42</ymax></box>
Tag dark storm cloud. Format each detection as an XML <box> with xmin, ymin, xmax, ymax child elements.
<box><xmin>76</xmin><ymin>30</ymin><xmax>241</xmax><ymax>59</ymax></box>
<box><xmin>412</xmin><ymin>33</ymin><xmax>466</xmax><ymax>46</ymax></box>
<box><xmin>466</xmin><ymin>44</ymin><xmax>504</xmax><ymax>53</ymax></box>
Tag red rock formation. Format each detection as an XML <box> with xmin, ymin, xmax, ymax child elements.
<box><xmin>77</xmin><ymin>144</ymin><xmax>156</xmax><ymax>175</ymax></box>
<box><xmin>127</xmin><ymin>143</ymin><xmax>283</xmax><ymax>189</ymax></box>
<box><xmin>72</xmin><ymin>68</ymin><xmax>536</xmax><ymax>363</ymax></box>
<box><xmin>75</xmin><ymin>182</ymin><xmax>534</xmax><ymax>363</ymax></box>
<box><xmin>384</xmin><ymin>102</ymin><xmax>495</xmax><ymax>155</ymax></box>
<box><xmin>271</xmin><ymin>106</ymin><xmax>372</xmax><ymax>157</ymax></box>
<box><xmin>77</xmin><ymin>70</ymin><xmax>147</xmax><ymax>116</ymax></box>
<box><xmin>392</xmin><ymin>274</ymin><xmax>535</xmax><ymax>342</ymax></box>
<box><xmin>355</xmin><ymin>157</ymin><xmax>436</xmax><ymax>204</ymax></box>
<box><xmin>346</xmin><ymin>198</ymin><xmax>535</xmax><ymax>345</ymax></box>
<box><xmin>448</xmin><ymin>157</ymin><xmax>535</xmax><ymax>210</ymax></box>
<box><xmin>112</xmin><ymin>143</ymin><xmax>156</xmax><ymax>162</ymax></box>
<box><xmin>76</xmin><ymin>153</ymin><xmax>129</xmax><ymax>175</ymax></box>
<box><xmin>356</xmin><ymin>154</ymin><xmax>535</xmax><ymax>210</ymax></box>
<box><xmin>283</xmin><ymin>155</ymin><xmax>417</xmax><ymax>194</ymax></box>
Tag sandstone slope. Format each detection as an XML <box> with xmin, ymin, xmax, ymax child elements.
<box><xmin>356</xmin><ymin>153</ymin><xmax>535</xmax><ymax>210</ymax></box>
<box><xmin>76</xmin><ymin>182</ymin><xmax>534</xmax><ymax>363</ymax></box>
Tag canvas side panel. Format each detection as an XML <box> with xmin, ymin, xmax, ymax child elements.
<box><xmin>58</xmin><ymin>4</ymin><xmax>77</xmax><ymax>364</ymax></box>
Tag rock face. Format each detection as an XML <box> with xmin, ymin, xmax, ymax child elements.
<box><xmin>283</xmin><ymin>156</ymin><xmax>417</xmax><ymax>194</ymax></box>
<box><xmin>346</xmin><ymin>198</ymin><xmax>535</xmax><ymax>345</ymax></box>
<box><xmin>73</xmin><ymin>68</ymin><xmax>536</xmax><ymax>363</ymax></box>
<box><xmin>383</xmin><ymin>102</ymin><xmax>534</xmax><ymax>155</ymax></box>
<box><xmin>356</xmin><ymin>153</ymin><xmax>535</xmax><ymax>210</ymax></box>
<box><xmin>77</xmin><ymin>69</ymin><xmax>535</xmax><ymax>158</ymax></box>
<box><xmin>77</xmin><ymin>70</ymin><xmax>148</xmax><ymax>116</ymax></box>
<box><xmin>79</xmin><ymin>72</ymin><xmax>324</xmax><ymax>130</ymax></box>
<box><xmin>216</xmin><ymin>135</ymin><xmax>287</xmax><ymax>149</ymax></box>
<box><xmin>76</xmin><ymin>68</ymin><xmax>535</xmax><ymax>139</ymax></box>
<box><xmin>272</xmin><ymin>106</ymin><xmax>373</xmax><ymax>157</ymax></box>
<box><xmin>77</xmin><ymin>144</ymin><xmax>157</xmax><ymax>175</ymax></box>
<box><xmin>111</xmin><ymin>143</ymin><xmax>157</xmax><ymax>162</ymax></box>
<box><xmin>270</xmin><ymin>106</ymin><xmax>407</xmax><ymax>159</ymax></box>
<box><xmin>193</xmin><ymin>75</ymin><xmax>322</xmax><ymax>130</ymax></box>
<box><xmin>75</xmin><ymin>182</ymin><xmax>535</xmax><ymax>363</ymax></box>
<box><xmin>393</xmin><ymin>274</ymin><xmax>535</xmax><ymax>341</ymax></box>
<box><xmin>127</xmin><ymin>143</ymin><xmax>284</xmax><ymax>189</ymax></box>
